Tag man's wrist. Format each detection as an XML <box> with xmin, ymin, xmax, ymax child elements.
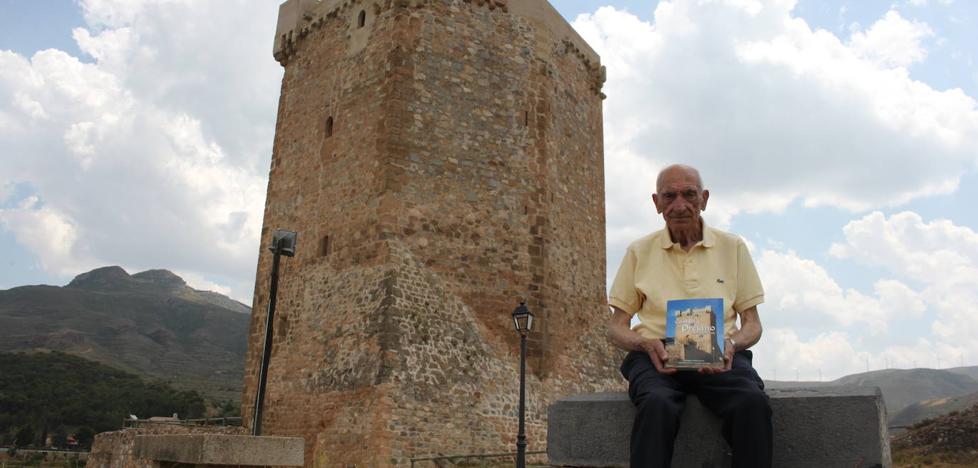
<box><xmin>726</xmin><ymin>337</ymin><xmax>737</xmax><ymax>352</ymax></box>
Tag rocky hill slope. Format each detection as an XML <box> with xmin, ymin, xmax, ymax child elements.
<box><xmin>891</xmin><ymin>391</ymin><xmax>978</xmax><ymax>430</ymax></box>
<box><xmin>0</xmin><ymin>266</ymin><xmax>250</xmax><ymax>402</ymax></box>
<box><xmin>892</xmin><ymin>402</ymin><xmax>978</xmax><ymax>467</ymax></box>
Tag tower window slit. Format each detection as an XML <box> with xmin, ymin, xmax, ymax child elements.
<box><xmin>319</xmin><ymin>235</ymin><xmax>331</xmax><ymax>257</ymax></box>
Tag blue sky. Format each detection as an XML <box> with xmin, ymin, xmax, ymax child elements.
<box><xmin>2</xmin><ymin>0</ymin><xmax>977</xmax><ymax>380</ymax></box>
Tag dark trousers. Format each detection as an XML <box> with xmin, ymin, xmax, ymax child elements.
<box><xmin>620</xmin><ymin>350</ymin><xmax>773</xmax><ymax>468</ymax></box>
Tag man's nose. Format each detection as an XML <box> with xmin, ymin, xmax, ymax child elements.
<box><xmin>672</xmin><ymin>199</ymin><xmax>692</xmax><ymax>211</ymax></box>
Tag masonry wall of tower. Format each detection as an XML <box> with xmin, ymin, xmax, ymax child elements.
<box><xmin>243</xmin><ymin>0</ymin><xmax>623</xmax><ymax>465</ymax></box>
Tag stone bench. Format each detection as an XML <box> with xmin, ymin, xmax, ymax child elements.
<box><xmin>133</xmin><ymin>434</ymin><xmax>304</xmax><ymax>467</ymax></box>
<box><xmin>548</xmin><ymin>386</ymin><xmax>890</xmax><ymax>468</ymax></box>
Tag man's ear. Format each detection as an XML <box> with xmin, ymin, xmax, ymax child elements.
<box><xmin>652</xmin><ymin>193</ymin><xmax>663</xmax><ymax>214</ymax></box>
<box><xmin>701</xmin><ymin>189</ymin><xmax>710</xmax><ymax>211</ymax></box>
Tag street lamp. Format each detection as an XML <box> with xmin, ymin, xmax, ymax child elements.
<box><xmin>512</xmin><ymin>302</ymin><xmax>534</xmax><ymax>468</ymax></box>
<box><xmin>252</xmin><ymin>229</ymin><xmax>297</xmax><ymax>436</ymax></box>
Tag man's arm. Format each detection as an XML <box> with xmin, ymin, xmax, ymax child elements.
<box><xmin>730</xmin><ymin>305</ymin><xmax>762</xmax><ymax>352</ymax></box>
<box><xmin>607</xmin><ymin>306</ymin><xmax>677</xmax><ymax>375</ymax></box>
<box><xmin>700</xmin><ymin>305</ymin><xmax>762</xmax><ymax>374</ymax></box>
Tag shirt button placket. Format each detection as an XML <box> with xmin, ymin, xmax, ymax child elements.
<box><xmin>684</xmin><ymin>250</ymin><xmax>698</xmax><ymax>291</ymax></box>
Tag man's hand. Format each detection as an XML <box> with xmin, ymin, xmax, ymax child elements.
<box><xmin>607</xmin><ymin>307</ymin><xmax>677</xmax><ymax>375</ymax></box>
<box><xmin>699</xmin><ymin>339</ymin><xmax>735</xmax><ymax>374</ymax></box>
<box><xmin>642</xmin><ymin>339</ymin><xmax>678</xmax><ymax>375</ymax></box>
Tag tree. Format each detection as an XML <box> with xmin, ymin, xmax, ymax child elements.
<box><xmin>52</xmin><ymin>425</ymin><xmax>68</xmax><ymax>448</ymax></box>
<box><xmin>1</xmin><ymin>352</ymin><xmax>211</xmax><ymax>443</ymax></box>
<box><xmin>14</xmin><ymin>426</ymin><xmax>34</xmax><ymax>448</ymax></box>
<box><xmin>216</xmin><ymin>399</ymin><xmax>239</xmax><ymax>417</ymax></box>
<box><xmin>75</xmin><ymin>427</ymin><xmax>95</xmax><ymax>449</ymax></box>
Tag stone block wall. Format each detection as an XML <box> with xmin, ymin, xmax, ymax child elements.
<box><xmin>243</xmin><ymin>1</ymin><xmax>623</xmax><ymax>465</ymax></box>
<box><xmin>89</xmin><ymin>424</ymin><xmax>246</xmax><ymax>468</ymax></box>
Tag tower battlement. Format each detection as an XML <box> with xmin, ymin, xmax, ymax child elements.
<box><xmin>274</xmin><ymin>0</ymin><xmax>605</xmax><ymax>96</ymax></box>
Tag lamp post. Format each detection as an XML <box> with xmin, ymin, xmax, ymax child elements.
<box><xmin>252</xmin><ymin>229</ymin><xmax>297</xmax><ymax>436</ymax></box>
<box><xmin>511</xmin><ymin>302</ymin><xmax>534</xmax><ymax>468</ymax></box>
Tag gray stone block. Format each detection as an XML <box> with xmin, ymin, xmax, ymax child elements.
<box><xmin>133</xmin><ymin>434</ymin><xmax>304</xmax><ymax>466</ymax></box>
<box><xmin>548</xmin><ymin>386</ymin><xmax>890</xmax><ymax>468</ymax></box>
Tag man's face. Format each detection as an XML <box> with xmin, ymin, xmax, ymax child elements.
<box><xmin>652</xmin><ymin>169</ymin><xmax>709</xmax><ymax>231</ymax></box>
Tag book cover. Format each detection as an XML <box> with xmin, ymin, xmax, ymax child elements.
<box><xmin>664</xmin><ymin>298</ymin><xmax>724</xmax><ymax>369</ymax></box>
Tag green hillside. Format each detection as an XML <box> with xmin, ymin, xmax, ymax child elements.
<box><xmin>0</xmin><ymin>351</ymin><xmax>205</xmax><ymax>449</ymax></box>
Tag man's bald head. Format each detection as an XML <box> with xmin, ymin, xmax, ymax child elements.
<box><xmin>656</xmin><ymin>164</ymin><xmax>703</xmax><ymax>192</ymax></box>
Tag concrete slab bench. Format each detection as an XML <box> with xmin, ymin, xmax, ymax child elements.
<box><xmin>133</xmin><ymin>434</ymin><xmax>304</xmax><ymax>467</ymax></box>
<box><xmin>548</xmin><ymin>386</ymin><xmax>890</xmax><ymax>468</ymax></box>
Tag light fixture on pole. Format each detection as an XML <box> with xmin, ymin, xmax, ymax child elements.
<box><xmin>252</xmin><ymin>229</ymin><xmax>297</xmax><ymax>436</ymax></box>
<box><xmin>511</xmin><ymin>302</ymin><xmax>534</xmax><ymax>468</ymax></box>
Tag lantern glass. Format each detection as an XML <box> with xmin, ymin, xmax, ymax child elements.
<box><xmin>511</xmin><ymin>303</ymin><xmax>534</xmax><ymax>334</ymax></box>
<box><xmin>270</xmin><ymin>229</ymin><xmax>298</xmax><ymax>257</ymax></box>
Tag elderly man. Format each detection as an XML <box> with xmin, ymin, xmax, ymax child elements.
<box><xmin>607</xmin><ymin>164</ymin><xmax>772</xmax><ymax>468</ymax></box>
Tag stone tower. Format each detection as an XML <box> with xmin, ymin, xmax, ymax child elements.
<box><xmin>242</xmin><ymin>0</ymin><xmax>622</xmax><ymax>465</ymax></box>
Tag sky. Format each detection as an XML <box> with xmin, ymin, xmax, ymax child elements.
<box><xmin>1</xmin><ymin>0</ymin><xmax>977</xmax><ymax>382</ymax></box>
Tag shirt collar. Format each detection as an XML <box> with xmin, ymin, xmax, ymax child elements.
<box><xmin>659</xmin><ymin>219</ymin><xmax>715</xmax><ymax>249</ymax></box>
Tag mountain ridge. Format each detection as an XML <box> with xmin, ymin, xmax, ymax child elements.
<box><xmin>767</xmin><ymin>366</ymin><xmax>978</xmax><ymax>426</ymax></box>
<box><xmin>63</xmin><ymin>265</ymin><xmax>251</xmax><ymax>314</ymax></box>
<box><xmin>0</xmin><ymin>266</ymin><xmax>251</xmax><ymax>402</ymax></box>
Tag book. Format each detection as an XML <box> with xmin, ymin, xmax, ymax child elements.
<box><xmin>664</xmin><ymin>298</ymin><xmax>724</xmax><ymax>370</ymax></box>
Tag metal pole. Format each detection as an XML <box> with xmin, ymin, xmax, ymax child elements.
<box><xmin>252</xmin><ymin>245</ymin><xmax>283</xmax><ymax>436</ymax></box>
<box><xmin>516</xmin><ymin>332</ymin><xmax>527</xmax><ymax>468</ymax></box>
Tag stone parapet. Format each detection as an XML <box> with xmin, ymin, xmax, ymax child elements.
<box><xmin>272</xmin><ymin>0</ymin><xmax>604</xmax><ymax>95</ymax></box>
<box><xmin>547</xmin><ymin>386</ymin><xmax>891</xmax><ymax>468</ymax></box>
<box><xmin>133</xmin><ymin>435</ymin><xmax>304</xmax><ymax>466</ymax></box>
<box><xmin>90</xmin><ymin>425</ymin><xmax>247</xmax><ymax>468</ymax></box>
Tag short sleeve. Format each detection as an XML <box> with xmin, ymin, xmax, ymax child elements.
<box><xmin>609</xmin><ymin>247</ymin><xmax>642</xmax><ymax>315</ymax></box>
<box><xmin>733</xmin><ymin>238</ymin><xmax>764</xmax><ymax>313</ymax></box>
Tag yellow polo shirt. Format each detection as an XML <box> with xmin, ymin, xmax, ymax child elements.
<box><xmin>609</xmin><ymin>225</ymin><xmax>764</xmax><ymax>340</ymax></box>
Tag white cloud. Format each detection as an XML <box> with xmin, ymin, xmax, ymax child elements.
<box><xmin>848</xmin><ymin>10</ymin><xmax>933</xmax><ymax>69</ymax></box>
<box><xmin>0</xmin><ymin>0</ymin><xmax>282</xmax><ymax>301</ymax></box>
<box><xmin>716</xmin><ymin>210</ymin><xmax>978</xmax><ymax>380</ymax></box>
<box><xmin>572</xmin><ymin>1</ymin><xmax>978</xmax><ymax>266</ymax></box>
<box><xmin>754</xmin><ymin>248</ymin><xmax>926</xmax><ymax>333</ymax></box>
<box><xmin>829</xmin><ymin>211</ymin><xmax>978</xmax><ymax>281</ymax></box>
<box><xmin>732</xmin><ymin>232</ymin><xmax>974</xmax><ymax>380</ymax></box>
<box><xmin>0</xmin><ymin>197</ymin><xmax>90</xmax><ymax>276</ymax></box>
<box><xmin>830</xmin><ymin>211</ymin><xmax>978</xmax><ymax>366</ymax></box>
<box><xmin>753</xmin><ymin>328</ymin><xmax>870</xmax><ymax>381</ymax></box>
<box><xmin>752</xmin><ymin>328</ymin><xmax>967</xmax><ymax>380</ymax></box>
<box><xmin>906</xmin><ymin>0</ymin><xmax>954</xmax><ymax>6</ymax></box>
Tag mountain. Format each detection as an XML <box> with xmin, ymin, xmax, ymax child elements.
<box><xmin>766</xmin><ymin>367</ymin><xmax>978</xmax><ymax>417</ymax></box>
<box><xmin>0</xmin><ymin>266</ymin><xmax>251</xmax><ymax>402</ymax></box>
<box><xmin>835</xmin><ymin>368</ymin><xmax>978</xmax><ymax>416</ymax></box>
<box><xmin>946</xmin><ymin>365</ymin><xmax>978</xmax><ymax>382</ymax></box>
<box><xmin>891</xmin><ymin>391</ymin><xmax>978</xmax><ymax>430</ymax></box>
<box><xmin>891</xmin><ymin>401</ymin><xmax>978</xmax><ymax>467</ymax></box>
<box><xmin>68</xmin><ymin>267</ymin><xmax>250</xmax><ymax>314</ymax></box>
